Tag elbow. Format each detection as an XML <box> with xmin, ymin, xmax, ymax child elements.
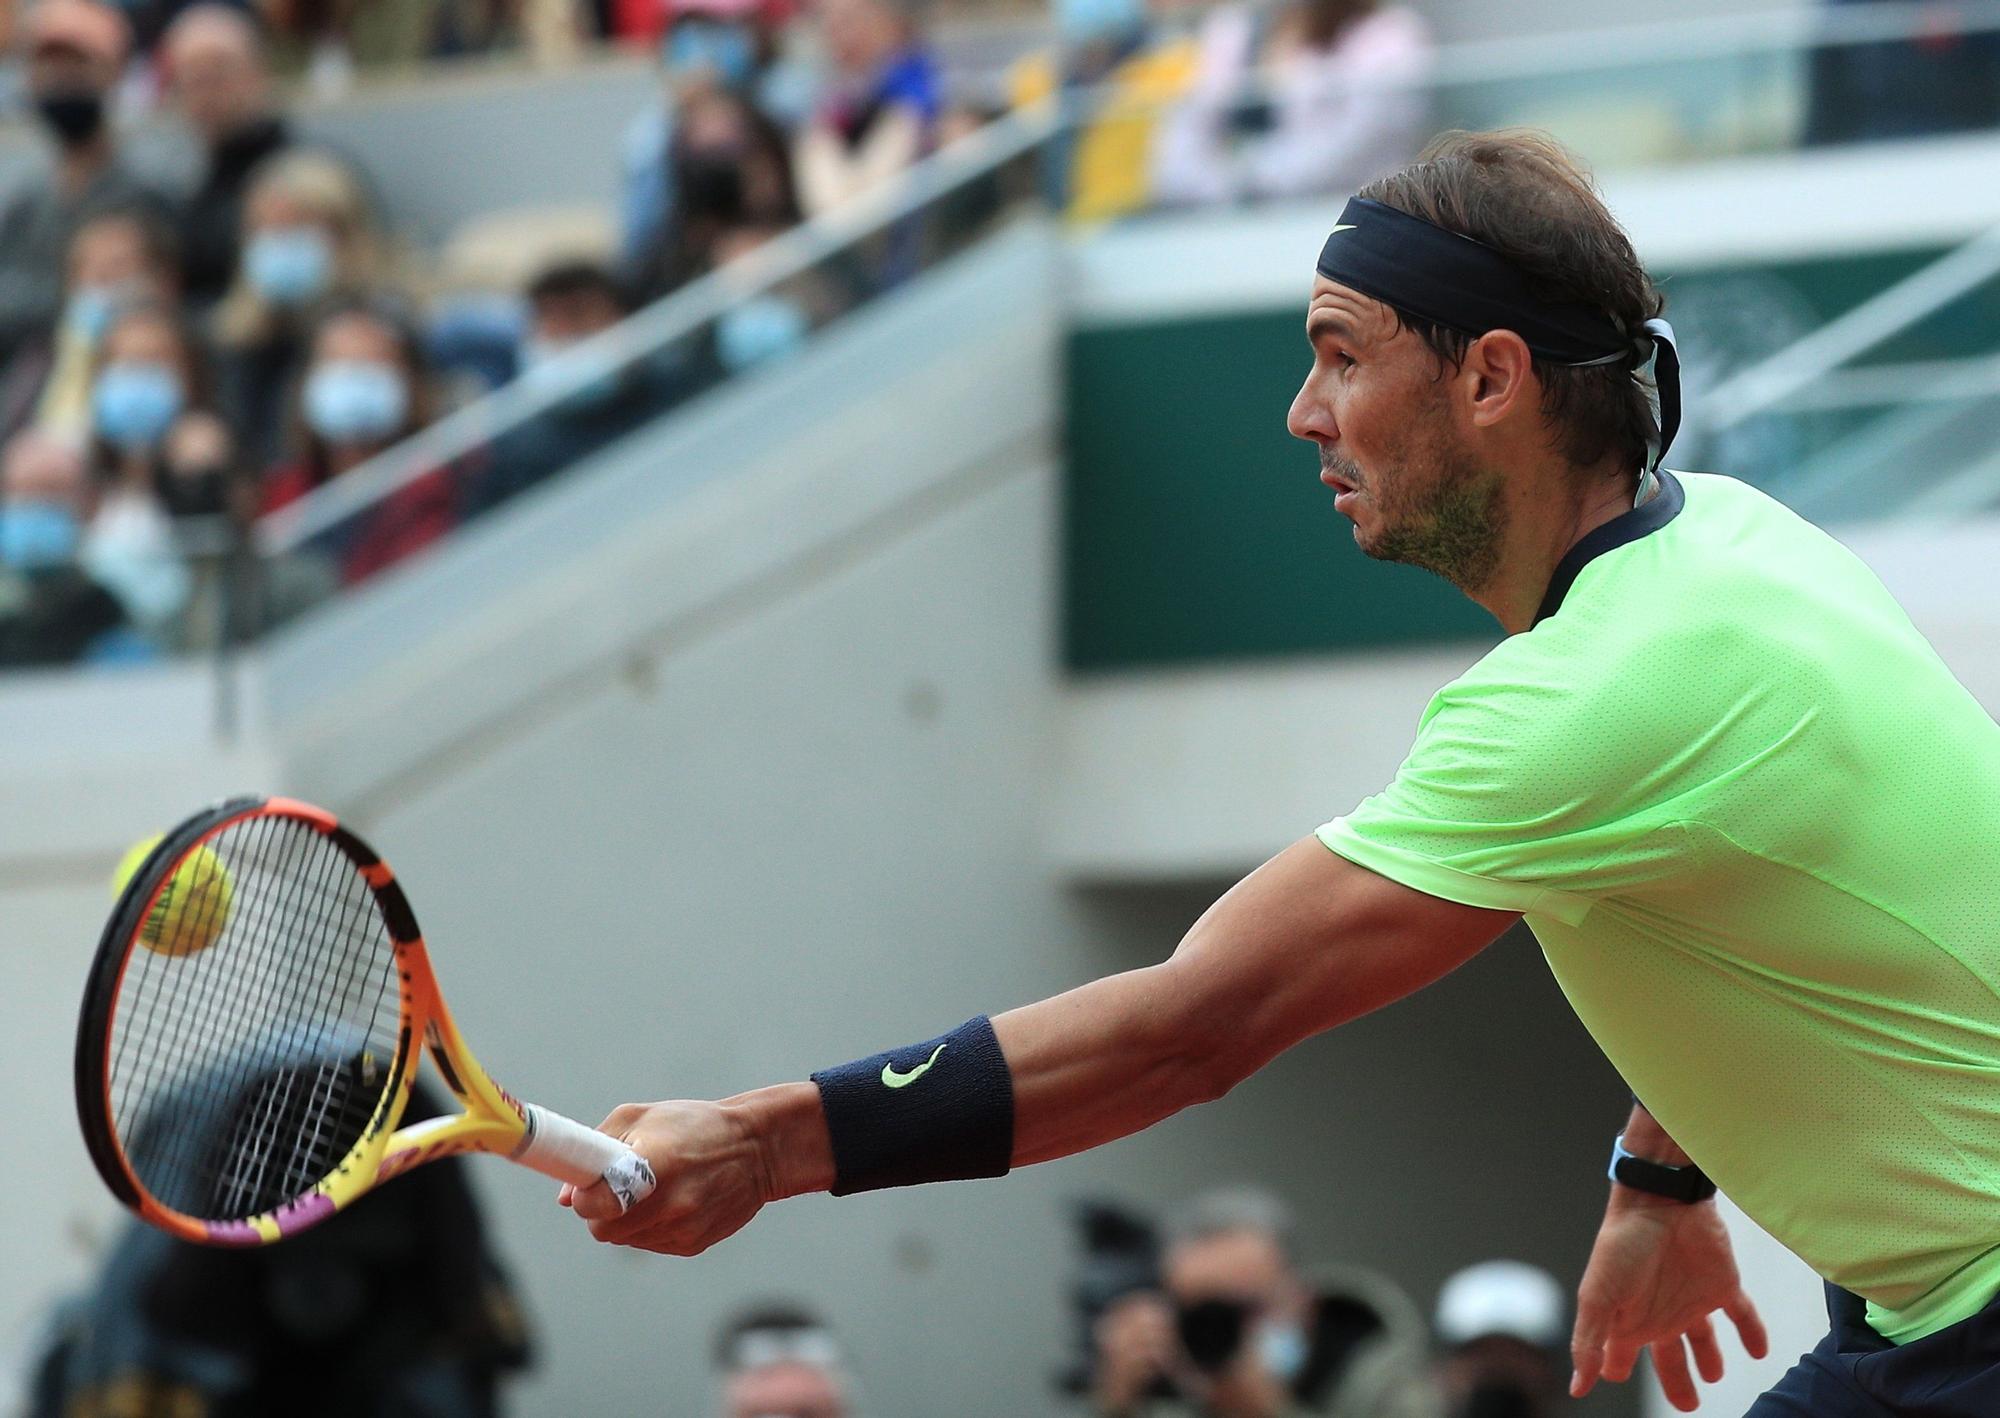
<box><xmin>1156</xmin><ymin>974</ymin><xmax>1255</xmax><ymax>1108</ymax></box>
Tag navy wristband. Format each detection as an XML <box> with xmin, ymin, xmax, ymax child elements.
<box><xmin>810</xmin><ymin>1015</ymin><xmax>1015</xmax><ymax>1196</ymax></box>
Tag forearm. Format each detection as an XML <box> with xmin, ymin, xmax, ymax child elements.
<box><xmin>739</xmin><ymin>839</ymin><xmax>1510</xmax><ymax>1201</ymax></box>
<box><xmin>996</xmin><ymin>960</ymin><xmax>1234</xmax><ymax>1168</ymax></box>
<box><xmin>726</xmin><ymin>963</ymin><xmax>1222</xmax><ymax>1200</ymax></box>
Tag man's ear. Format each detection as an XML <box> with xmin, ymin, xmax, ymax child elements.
<box><xmin>1462</xmin><ymin>330</ymin><xmax>1535</xmax><ymax>431</ymax></box>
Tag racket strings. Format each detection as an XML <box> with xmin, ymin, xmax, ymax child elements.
<box><xmin>105</xmin><ymin>815</ymin><xmax>404</xmax><ymax>1221</ymax></box>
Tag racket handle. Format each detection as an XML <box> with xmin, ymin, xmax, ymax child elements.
<box><xmin>515</xmin><ymin>1104</ymin><xmax>658</xmax><ymax>1213</ymax></box>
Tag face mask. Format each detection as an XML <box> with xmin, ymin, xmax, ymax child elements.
<box><xmin>0</xmin><ymin>501</ymin><xmax>82</xmax><ymax>570</ymax></box>
<box><xmin>160</xmin><ymin>467</ymin><xmax>230</xmax><ymax>519</ymax></box>
<box><xmin>665</xmin><ymin>19</ymin><xmax>757</xmax><ymax>88</ymax></box>
<box><xmin>519</xmin><ymin>337</ymin><xmax>624</xmax><ymax>410</ymax></box>
<box><xmin>1056</xmin><ymin>0</ymin><xmax>1143</xmax><ymax>42</ymax></box>
<box><xmin>304</xmin><ymin>360</ymin><xmax>408</xmax><ymax>445</ymax></box>
<box><xmin>1255</xmin><ymin>1319</ymin><xmax>1309</xmax><ymax>1384</ymax></box>
<box><xmin>36</xmin><ymin>89</ymin><xmax>106</xmax><ymax>146</ymax></box>
<box><xmin>65</xmin><ymin>286</ymin><xmax>120</xmax><ymax>343</ymax></box>
<box><xmin>93</xmin><ymin>362</ymin><xmax>185</xmax><ymax>451</ymax></box>
<box><xmin>716</xmin><ymin>295</ymin><xmax>808</xmax><ymax>372</ymax></box>
<box><xmin>1462</xmin><ymin>1382</ymin><xmax>1537</xmax><ymax>1418</ymax></box>
<box><xmin>244</xmin><ymin>227</ymin><xmax>335</xmax><ymax>308</ymax></box>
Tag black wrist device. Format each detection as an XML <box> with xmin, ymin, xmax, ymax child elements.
<box><xmin>1609</xmin><ymin>1135</ymin><xmax>1717</xmax><ymax>1202</ymax></box>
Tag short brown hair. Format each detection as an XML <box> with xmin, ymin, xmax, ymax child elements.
<box><xmin>1358</xmin><ymin>129</ymin><xmax>1664</xmax><ymax>475</ymax></box>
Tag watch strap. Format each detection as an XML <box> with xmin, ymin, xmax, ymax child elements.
<box><xmin>1609</xmin><ymin>1135</ymin><xmax>1717</xmax><ymax>1203</ymax></box>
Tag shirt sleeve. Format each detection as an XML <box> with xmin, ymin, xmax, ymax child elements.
<box><xmin>1317</xmin><ymin>650</ymin><xmax>1690</xmax><ymax>926</ymax></box>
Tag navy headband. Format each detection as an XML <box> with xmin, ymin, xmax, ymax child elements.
<box><xmin>1317</xmin><ymin>197</ymin><xmax>1680</xmax><ymax>469</ymax></box>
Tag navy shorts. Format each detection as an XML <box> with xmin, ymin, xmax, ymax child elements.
<box><xmin>1747</xmin><ymin>1283</ymin><xmax>2000</xmax><ymax>1417</ymax></box>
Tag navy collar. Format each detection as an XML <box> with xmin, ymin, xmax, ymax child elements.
<box><xmin>1532</xmin><ymin>470</ymin><xmax>1684</xmax><ymax>628</ymax></box>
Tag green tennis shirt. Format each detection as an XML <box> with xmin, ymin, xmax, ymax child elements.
<box><xmin>1318</xmin><ymin>471</ymin><xmax>2000</xmax><ymax>1344</ymax></box>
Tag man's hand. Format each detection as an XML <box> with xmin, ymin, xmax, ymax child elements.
<box><xmin>1091</xmin><ymin>1292</ymin><xmax>1175</xmax><ymax>1416</ymax></box>
<box><xmin>1570</xmin><ymin>1189</ymin><xmax>1769</xmax><ymax>1412</ymax></box>
<box><xmin>563</xmin><ymin>1084</ymin><xmax>832</xmax><ymax>1253</ymax></box>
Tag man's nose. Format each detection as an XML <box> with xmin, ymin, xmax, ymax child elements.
<box><xmin>1287</xmin><ymin>381</ymin><xmax>1336</xmax><ymax>446</ymax></box>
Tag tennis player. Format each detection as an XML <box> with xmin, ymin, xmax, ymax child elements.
<box><xmin>567</xmin><ymin>130</ymin><xmax>2000</xmax><ymax>1417</ymax></box>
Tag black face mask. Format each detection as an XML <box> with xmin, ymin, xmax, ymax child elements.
<box><xmin>159</xmin><ymin>467</ymin><xmax>231</xmax><ymax>520</ymax></box>
<box><xmin>36</xmin><ymin>89</ymin><xmax>106</xmax><ymax>146</ymax></box>
<box><xmin>677</xmin><ymin>150</ymin><xmax>748</xmax><ymax>225</ymax></box>
<box><xmin>1460</xmin><ymin>1382</ymin><xmax>1537</xmax><ymax>1418</ymax></box>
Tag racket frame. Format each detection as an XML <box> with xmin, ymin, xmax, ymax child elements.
<box><xmin>77</xmin><ymin>797</ymin><xmax>536</xmax><ymax>1246</ymax></box>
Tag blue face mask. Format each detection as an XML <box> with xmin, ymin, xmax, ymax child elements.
<box><xmin>65</xmin><ymin>286</ymin><xmax>120</xmax><ymax>343</ymax></box>
<box><xmin>664</xmin><ymin>19</ymin><xmax>757</xmax><ymax>88</ymax></box>
<box><xmin>245</xmin><ymin>227</ymin><xmax>336</xmax><ymax>308</ymax></box>
<box><xmin>1256</xmin><ymin>1320</ymin><xmax>1309</xmax><ymax>1384</ymax></box>
<box><xmin>93</xmin><ymin>362</ymin><xmax>185</xmax><ymax>451</ymax></box>
<box><xmin>519</xmin><ymin>337</ymin><xmax>624</xmax><ymax>411</ymax></box>
<box><xmin>1</xmin><ymin>501</ymin><xmax>82</xmax><ymax>571</ymax></box>
<box><xmin>716</xmin><ymin>295</ymin><xmax>809</xmax><ymax>373</ymax></box>
<box><xmin>1056</xmin><ymin>0</ymin><xmax>1143</xmax><ymax>42</ymax></box>
<box><xmin>304</xmin><ymin>360</ymin><xmax>409</xmax><ymax>446</ymax></box>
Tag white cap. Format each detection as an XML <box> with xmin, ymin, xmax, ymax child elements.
<box><xmin>1435</xmin><ymin>1260</ymin><xmax>1567</xmax><ymax>1348</ymax></box>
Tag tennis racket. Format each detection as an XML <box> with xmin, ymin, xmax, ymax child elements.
<box><xmin>75</xmin><ymin>795</ymin><xmax>655</xmax><ymax>1246</ymax></box>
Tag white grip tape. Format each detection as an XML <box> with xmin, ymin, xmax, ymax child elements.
<box><xmin>515</xmin><ymin>1104</ymin><xmax>658</xmax><ymax>1213</ymax></box>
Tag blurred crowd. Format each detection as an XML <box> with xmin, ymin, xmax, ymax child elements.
<box><xmin>0</xmin><ymin>0</ymin><xmax>992</xmax><ymax>669</ymax></box>
<box><xmin>0</xmin><ymin>0</ymin><xmax>1439</xmax><ymax>672</ymax></box>
<box><xmin>26</xmin><ymin>1177</ymin><xmax>1576</xmax><ymax>1418</ymax></box>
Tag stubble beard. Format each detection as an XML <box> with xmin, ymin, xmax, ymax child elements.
<box><xmin>1323</xmin><ymin>432</ymin><xmax>1507</xmax><ymax>598</ymax></box>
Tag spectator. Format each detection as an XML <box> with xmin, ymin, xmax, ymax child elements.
<box><xmin>213</xmin><ymin>149</ymin><xmax>384</xmax><ymax>468</ymax></box>
<box><xmin>0</xmin><ymin>0</ymin><xmax>166</xmax><ymax>364</ymax></box>
<box><xmin>1431</xmin><ymin>1262</ymin><xmax>1567</xmax><ymax>1418</ymax></box>
<box><xmin>263</xmin><ymin>302</ymin><xmax>453</xmax><ymax>584</ymax></box>
<box><xmin>91</xmin><ymin>301</ymin><xmax>236</xmax><ymax>521</ymax></box>
<box><xmin>635</xmin><ymin>85</ymin><xmax>801</xmax><ymax>300</ymax></box>
<box><xmin>25</xmin><ymin>1082</ymin><xmax>532</xmax><ymax>1417</ymax></box>
<box><xmin>792</xmin><ymin>0</ymin><xmax>941</xmax><ymax>221</ymax></box>
<box><xmin>708</xmin><ymin>222</ymin><xmax>821</xmax><ymax>372</ymax></box>
<box><xmin>472</xmin><ymin>261</ymin><xmax>690</xmax><ymax>512</ymax></box>
<box><xmin>713</xmin><ymin>1301</ymin><xmax>850</xmax><ymax>1418</ymax></box>
<box><xmin>619</xmin><ymin>0</ymin><xmax>811</xmax><ymax>275</ymax></box>
<box><xmin>1152</xmin><ymin>0</ymin><xmax>1430</xmax><ymax>207</ymax></box>
<box><xmin>0</xmin><ymin>206</ymin><xmax>180</xmax><ymax>445</ymax></box>
<box><xmin>1090</xmin><ymin>1187</ymin><xmax>1434</xmax><ymax>1418</ymax></box>
<box><xmin>79</xmin><ymin>301</ymin><xmax>217</xmax><ymax>638</ymax></box>
<box><xmin>163</xmin><ymin>4</ymin><xmax>325</xmax><ymax>308</ymax></box>
<box><xmin>1007</xmin><ymin>0</ymin><xmax>1201</xmax><ymax>224</ymax></box>
<box><xmin>0</xmin><ymin>429</ymin><xmax>128</xmax><ymax>666</ymax></box>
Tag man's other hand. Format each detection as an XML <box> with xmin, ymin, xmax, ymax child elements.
<box><xmin>1570</xmin><ymin>1190</ymin><xmax>1770</xmax><ymax>1412</ymax></box>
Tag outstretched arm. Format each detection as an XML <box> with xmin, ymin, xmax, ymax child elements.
<box><xmin>1570</xmin><ymin>1103</ymin><xmax>1770</xmax><ymax>1413</ymax></box>
<box><xmin>568</xmin><ymin>836</ymin><xmax>1514</xmax><ymax>1252</ymax></box>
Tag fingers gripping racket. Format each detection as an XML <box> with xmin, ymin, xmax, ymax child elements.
<box><xmin>75</xmin><ymin>796</ymin><xmax>655</xmax><ymax>1246</ymax></box>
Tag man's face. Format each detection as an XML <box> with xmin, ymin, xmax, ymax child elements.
<box><xmin>1164</xmin><ymin>1227</ymin><xmax>1302</xmax><ymax>1326</ymax></box>
<box><xmin>1287</xmin><ymin>278</ymin><xmax>1508</xmax><ymax>595</ymax></box>
<box><xmin>69</xmin><ymin>218</ymin><xmax>154</xmax><ymax>295</ymax></box>
<box><xmin>724</xmin><ymin>1361</ymin><xmax>846</xmax><ymax>1418</ymax></box>
<box><xmin>167</xmin><ymin>19</ymin><xmax>269</xmax><ymax>141</ymax></box>
<box><xmin>531</xmin><ymin>288</ymin><xmax>625</xmax><ymax>347</ymax></box>
<box><xmin>29</xmin><ymin>39</ymin><xmax>115</xmax><ymax>100</ymax></box>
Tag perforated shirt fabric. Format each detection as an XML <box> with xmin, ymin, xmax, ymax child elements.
<box><xmin>1317</xmin><ymin>471</ymin><xmax>2000</xmax><ymax>1345</ymax></box>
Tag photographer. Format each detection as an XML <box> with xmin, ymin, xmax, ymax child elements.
<box><xmin>1088</xmin><ymin>1188</ymin><xmax>1434</xmax><ymax>1418</ymax></box>
<box><xmin>1431</xmin><ymin>1262</ymin><xmax>1567</xmax><ymax>1418</ymax></box>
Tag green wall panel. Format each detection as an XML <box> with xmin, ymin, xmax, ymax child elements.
<box><xmin>1064</xmin><ymin>311</ymin><xmax>1496</xmax><ymax>671</ymax></box>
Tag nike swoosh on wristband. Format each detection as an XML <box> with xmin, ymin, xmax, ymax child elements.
<box><xmin>881</xmin><ymin>1043</ymin><xmax>947</xmax><ymax>1089</ymax></box>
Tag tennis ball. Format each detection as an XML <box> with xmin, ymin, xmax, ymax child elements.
<box><xmin>113</xmin><ymin>834</ymin><xmax>235</xmax><ymax>959</ymax></box>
